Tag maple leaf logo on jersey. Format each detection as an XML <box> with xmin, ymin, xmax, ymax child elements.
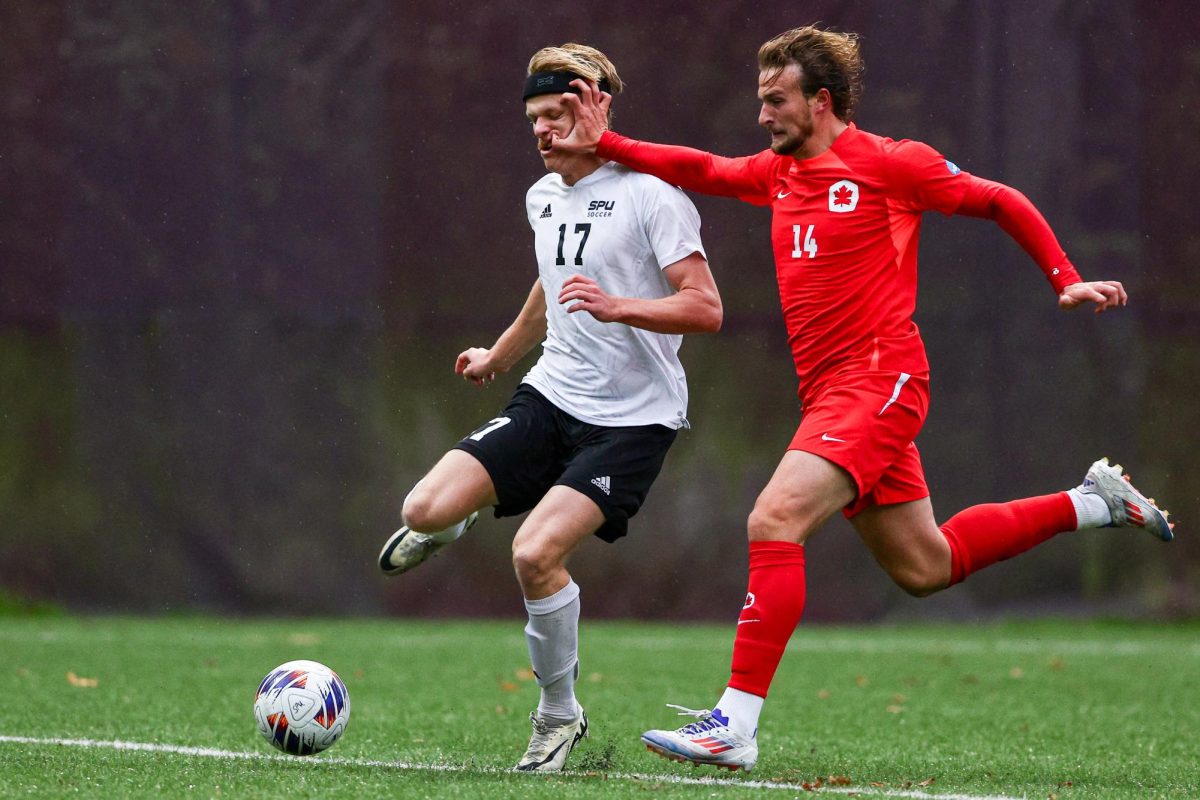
<box><xmin>828</xmin><ymin>179</ymin><xmax>859</xmax><ymax>213</ymax></box>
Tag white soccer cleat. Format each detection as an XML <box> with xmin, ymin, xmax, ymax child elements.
<box><xmin>1081</xmin><ymin>458</ymin><xmax>1174</xmax><ymax>542</ymax></box>
<box><xmin>377</xmin><ymin>512</ymin><xmax>478</xmax><ymax>575</ymax></box>
<box><xmin>641</xmin><ymin>705</ymin><xmax>758</xmax><ymax>772</ymax></box>
<box><xmin>514</xmin><ymin>709</ymin><xmax>588</xmax><ymax>773</ymax></box>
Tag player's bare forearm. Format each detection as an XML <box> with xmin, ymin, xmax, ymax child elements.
<box><xmin>608</xmin><ymin>288</ymin><xmax>723</xmax><ymax>334</ymax></box>
<box><xmin>456</xmin><ymin>280</ymin><xmax>547</xmax><ymax>385</ymax></box>
<box><xmin>558</xmin><ymin>253</ymin><xmax>722</xmax><ymax>334</ymax></box>
<box><xmin>488</xmin><ymin>280</ymin><xmax>548</xmax><ymax>369</ymax></box>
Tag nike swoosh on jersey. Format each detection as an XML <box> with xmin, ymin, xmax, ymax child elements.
<box><xmin>777</xmin><ymin>191</ymin><xmax>791</xmax><ymax>199</ymax></box>
<box><xmin>821</xmin><ymin>433</ymin><xmax>846</xmax><ymax>442</ymax></box>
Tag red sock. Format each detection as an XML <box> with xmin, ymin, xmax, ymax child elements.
<box><xmin>728</xmin><ymin>541</ymin><xmax>806</xmax><ymax>698</ymax></box>
<box><xmin>940</xmin><ymin>492</ymin><xmax>1077</xmax><ymax>585</ymax></box>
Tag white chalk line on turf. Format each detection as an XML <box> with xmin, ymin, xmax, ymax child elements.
<box><xmin>0</xmin><ymin>734</ymin><xmax>1024</xmax><ymax>800</ymax></box>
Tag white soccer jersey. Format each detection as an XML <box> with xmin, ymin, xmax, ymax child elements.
<box><xmin>521</xmin><ymin>162</ymin><xmax>706</xmax><ymax>430</ymax></box>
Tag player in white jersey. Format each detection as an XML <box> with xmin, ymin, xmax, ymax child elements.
<box><xmin>377</xmin><ymin>44</ymin><xmax>723</xmax><ymax>773</ymax></box>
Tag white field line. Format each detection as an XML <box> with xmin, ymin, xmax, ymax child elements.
<box><xmin>0</xmin><ymin>734</ymin><xmax>1025</xmax><ymax>800</ymax></box>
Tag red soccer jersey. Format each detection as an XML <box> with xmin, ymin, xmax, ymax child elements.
<box><xmin>598</xmin><ymin>124</ymin><xmax>1080</xmax><ymax>401</ymax></box>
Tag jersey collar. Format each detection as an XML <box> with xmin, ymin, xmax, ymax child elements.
<box><xmin>558</xmin><ymin>160</ymin><xmax>616</xmax><ymax>189</ymax></box>
<box><xmin>789</xmin><ymin>122</ymin><xmax>857</xmax><ymax>172</ymax></box>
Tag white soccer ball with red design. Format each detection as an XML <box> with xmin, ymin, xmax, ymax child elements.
<box><xmin>253</xmin><ymin>659</ymin><xmax>350</xmax><ymax>756</ymax></box>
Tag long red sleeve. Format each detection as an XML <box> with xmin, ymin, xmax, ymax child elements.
<box><xmin>955</xmin><ymin>176</ymin><xmax>1082</xmax><ymax>294</ymax></box>
<box><xmin>597</xmin><ymin>130</ymin><xmax>776</xmax><ymax>205</ymax></box>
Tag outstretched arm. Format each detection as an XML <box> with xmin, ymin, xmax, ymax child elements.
<box><xmin>456</xmin><ymin>280</ymin><xmax>547</xmax><ymax>386</ymax></box>
<box><xmin>557</xmin><ymin>252</ymin><xmax>722</xmax><ymax>334</ymax></box>
<box><xmin>957</xmin><ymin>176</ymin><xmax>1127</xmax><ymax>313</ymax></box>
<box><xmin>555</xmin><ymin>80</ymin><xmax>774</xmax><ymax>202</ymax></box>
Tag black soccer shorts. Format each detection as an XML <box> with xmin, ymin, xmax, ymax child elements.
<box><xmin>452</xmin><ymin>384</ymin><xmax>677</xmax><ymax>542</ymax></box>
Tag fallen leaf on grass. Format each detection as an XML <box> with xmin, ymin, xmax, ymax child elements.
<box><xmin>854</xmin><ymin>675</ymin><xmax>869</xmax><ymax>687</ymax></box>
<box><xmin>499</xmin><ymin>680</ymin><xmax>519</xmax><ymax>693</ymax></box>
<box><xmin>515</xmin><ymin>667</ymin><xmax>536</xmax><ymax>682</ymax></box>
<box><xmin>918</xmin><ymin>777</ymin><xmax>936</xmax><ymax>786</ymax></box>
<box><xmin>886</xmin><ymin>704</ymin><xmax>905</xmax><ymax>714</ymax></box>
<box><xmin>1009</xmin><ymin>666</ymin><xmax>1025</xmax><ymax>679</ymax></box>
<box><xmin>287</xmin><ymin>633</ymin><xmax>320</xmax><ymax>646</ymax></box>
<box><xmin>587</xmin><ymin>672</ymin><xmax>603</xmax><ymax>683</ymax></box>
<box><xmin>817</xmin><ymin>689</ymin><xmax>831</xmax><ymax>699</ymax></box>
<box><xmin>827</xmin><ymin>775</ymin><xmax>853</xmax><ymax>786</ymax></box>
<box><xmin>66</xmin><ymin>671</ymin><xmax>98</xmax><ymax>688</ymax></box>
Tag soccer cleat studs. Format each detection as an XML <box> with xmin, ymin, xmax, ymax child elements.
<box><xmin>1082</xmin><ymin>458</ymin><xmax>1174</xmax><ymax>541</ymax></box>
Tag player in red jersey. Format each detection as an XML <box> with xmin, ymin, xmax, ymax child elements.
<box><xmin>552</xmin><ymin>25</ymin><xmax>1176</xmax><ymax>771</ymax></box>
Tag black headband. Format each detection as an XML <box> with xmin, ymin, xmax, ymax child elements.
<box><xmin>522</xmin><ymin>71</ymin><xmax>611</xmax><ymax>101</ymax></box>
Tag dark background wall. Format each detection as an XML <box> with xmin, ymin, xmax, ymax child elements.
<box><xmin>2</xmin><ymin>0</ymin><xmax>1197</xmax><ymax>620</ymax></box>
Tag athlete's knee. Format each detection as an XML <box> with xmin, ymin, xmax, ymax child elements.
<box><xmin>746</xmin><ymin>498</ymin><xmax>815</xmax><ymax>543</ymax></box>
<box><xmin>889</xmin><ymin>562</ymin><xmax>949</xmax><ymax>597</ymax></box>
<box><xmin>402</xmin><ymin>485</ymin><xmax>455</xmax><ymax>533</ymax></box>
<box><xmin>511</xmin><ymin>539</ymin><xmax>560</xmax><ymax>587</ymax></box>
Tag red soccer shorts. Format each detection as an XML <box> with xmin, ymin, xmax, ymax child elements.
<box><xmin>788</xmin><ymin>368</ymin><xmax>930</xmax><ymax>518</ymax></box>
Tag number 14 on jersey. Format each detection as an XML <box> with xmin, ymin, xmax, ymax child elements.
<box><xmin>791</xmin><ymin>224</ymin><xmax>817</xmax><ymax>259</ymax></box>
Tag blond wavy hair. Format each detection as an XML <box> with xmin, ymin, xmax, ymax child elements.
<box><xmin>758</xmin><ymin>26</ymin><xmax>864</xmax><ymax>121</ymax></box>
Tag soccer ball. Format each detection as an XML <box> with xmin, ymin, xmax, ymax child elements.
<box><xmin>254</xmin><ymin>659</ymin><xmax>351</xmax><ymax>756</ymax></box>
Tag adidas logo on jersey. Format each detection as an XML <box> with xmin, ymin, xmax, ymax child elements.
<box><xmin>591</xmin><ymin>475</ymin><xmax>611</xmax><ymax>495</ymax></box>
<box><xmin>539</xmin><ymin>203</ymin><xmax>552</xmax><ymax>219</ymax></box>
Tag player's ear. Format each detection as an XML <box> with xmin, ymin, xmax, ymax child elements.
<box><xmin>811</xmin><ymin>87</ymin><xmax>832</xmax><ymax>113</ymax></box>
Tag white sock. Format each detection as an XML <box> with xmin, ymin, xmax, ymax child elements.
<box><xmin>427</xmin><ymin>516</ymin><xmax>473</xmax><ymax>544</ymax></box>
<box><xmin>402</xmin><ymin>482</ymin><xmax>473</xmax><ymax>543</ymax></box>
<box><xmin>1067</xmin><ymin>487</ymin><xmax>1112</xmax><ymax>529</ymax></box>
<box><xmin>715</xmin><ymin>686</ymin><xmax>762</xmax><ymax>739</ymax></box>
<box><xmin>524</xmin><ymin>579</ymin><xmax>581</xmax><ymax>722</ymax></box>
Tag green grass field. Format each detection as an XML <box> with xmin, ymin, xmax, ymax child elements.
<box><xmin>1</xmin><ymin>616</ymin><xmax>1196</xmax><ymax>799</ymax></box>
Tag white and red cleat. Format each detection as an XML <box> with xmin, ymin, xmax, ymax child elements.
<box><xmin>1082</xmin><ymin>458</ymin><xmax>1175</xmax><ymax>542</ymax></box>
<box><xmin>641</xmin><ymin>705</ymin><xmax>758</xmax><ymax>772</ymax></box>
